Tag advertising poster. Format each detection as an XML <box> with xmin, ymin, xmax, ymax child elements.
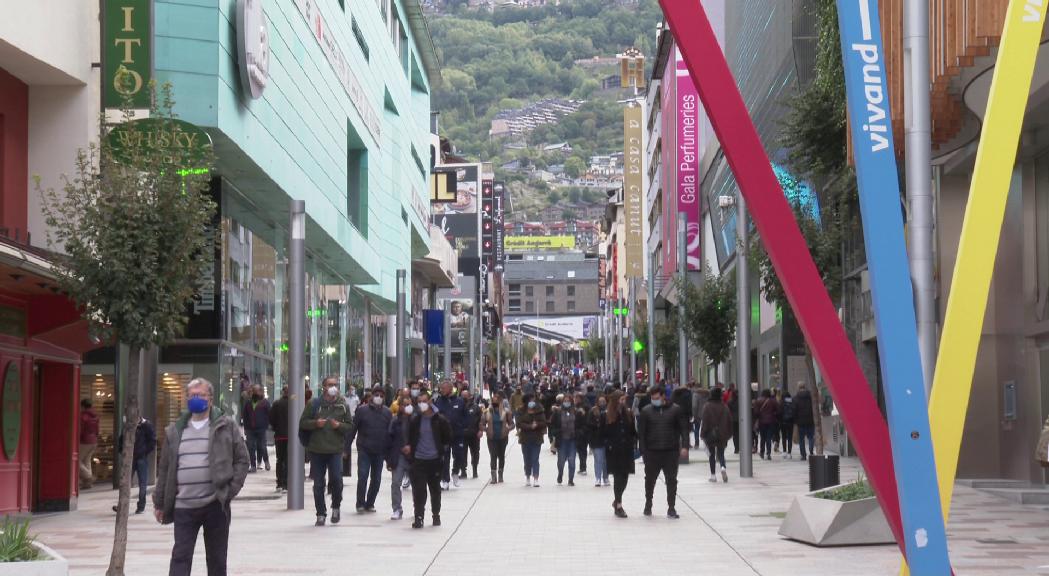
<box><xmin>676</xmin><ymin>48</ymin><xmax>702</xmax><ymax>271</ymax></box>
<box><xmin>623</xmin><ymin>105</ymin><xmax>644</xmax><ymax>279</ymax></box>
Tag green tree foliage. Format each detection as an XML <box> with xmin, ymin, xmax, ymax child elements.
<box><xmin>564</xmin><ymin>156</ymin><xmax>587</xmax><ymax>179</ymax></box>
<box><xmin>585</xmin><ymin>335</ymin><xmax>605</xmax><ymax>364</ymax></box>
<box><xmin>679</xmin><ymin>273</ymin><xmax>737</xmax><ymax>371</ymax></box>
<box><xmin>654</xmin><ymin>314</ymin><xmax>679</xmax><ymax>377</ymax></box>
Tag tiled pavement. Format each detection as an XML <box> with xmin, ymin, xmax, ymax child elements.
<box><xmin>31</xmin><ymin>440</ymin><xmax>1049</xmax><ymax>575</ymax></box>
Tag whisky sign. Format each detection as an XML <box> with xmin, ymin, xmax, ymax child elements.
<box><xmin>104</xmin><ymin>0</ymin><xmax>152</xmax><ymax>108</ymax></box>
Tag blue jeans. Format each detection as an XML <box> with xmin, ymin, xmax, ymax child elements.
<box><xmin>521</xmin><ymin>442</ymin><xmax>541</xmax><ymax>478</ymax></box>
<box><xmin>246</xmin><ymin>428</ymin><xmax>269</xmax><ymax>468</ymax></box>
<box><xmin>556</xmin><ymin>438</ymin><xmax>577</xmax><ymax>483</ymax></box>
<box><xmin>356</xmin><ymin>450</ymin><xmax>383</xmax><ymax>509</ymax></box>
<box><xmin>692</xmin><ymin>420</ymin><xmax>701</xmax><ymax>447</ymax></box>
<box><xmin>798</xmin><ymin>425</ymin><xmax>815</xmax><ymax>458</ymax></box>
<box><xmin>591</xmin><ymin>447</ymin><xmax>608</xmax><ymax>483</ymax></box>
<box><xmin>133</xmin><ymin>456</ymin><xmax>148</xmax><ymax>510</ymax></box>
<box><xmin>310</xmin><ymin>452</ymin><xmax>343</xmax><ymax>516</ymax></box>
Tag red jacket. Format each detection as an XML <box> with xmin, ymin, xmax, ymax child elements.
<box><xmin>80</xmin><ymin>409</ymin><xmax>100</xmax><ymax>444</ymax></box>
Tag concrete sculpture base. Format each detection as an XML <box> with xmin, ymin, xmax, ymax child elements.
<box><xmin>0</xmin><ymin>543</ymin><xmax>69</xmax><ymax>576</ymax></box>
<box><xmin>778</xmin><ymin>487</ymin><xmax>895</xmax><ymax>547</ymax></box>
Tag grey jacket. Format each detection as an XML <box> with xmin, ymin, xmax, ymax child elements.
<box><xmin>153</xmin><ymin>408</ymin><xmax>249</xmax><ymax>524</ymax></box>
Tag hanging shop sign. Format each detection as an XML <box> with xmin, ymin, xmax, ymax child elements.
<box><xmin>623</xmin><ymin>105</ymin><xmax>644</xmax><ymax>279</ymax></box>
<box><xmin>105</xmin><ymin>118</ymin><xmax>213</xmax><ymax>166</ymax></box>
<box><xmin>2</xmin><ymin>361</ymin><xmax>21</xmax><ymax>460</ymax></box>
<box><xmin>237</xmin><ymin>0</ymin><xmax>270</xmax><ymax>99</ymax></box>
<box><xmin>675</xmin><ymin>49</ymin><xmax>702</xmax><ymax>271</ymax></box>
<box><xmin>104</xmin><ymin>0</ymin><xmax>152</xmax><ymax>108</ymax></box>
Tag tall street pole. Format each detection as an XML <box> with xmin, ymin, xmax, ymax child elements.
<box><xmin>647</xmin><ymin>249</ymin><xmax>656</xmax><ymax>390</ymax></box>
<box><xmin>617</xmin><ymin>296</ymin><xmax>624</xmax><ymax>385</ymax></box>
<box><xmin>395</xmin><ymin>269</ymin><xmax>406</xmax><ymax>390</ymax></box>
<box><xmin>905</xmin><ymin>0</ymin><xmax>936</xmax><ymax>396</ymax></box>
<box><xmin>287</xmin><ymin>200</ymin><xmax>306</xmax><ymax>510</ymax></box>
<box><xmin>677</xmin><ymin>213</ymin><xmax>688</xmax><ymax>386</ymax></box>
<box><xmin>443</xmin><ymin>299</ymin><xmax>451</xmax><ymax>382</ymax></box>
<box><xmin>737</xmin><ymin>195</ymin><xmax>753</xmax><ymax>478</ymax></box>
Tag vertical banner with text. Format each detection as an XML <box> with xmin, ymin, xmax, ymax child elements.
<box><xmin>676</xmin><ymin>49</ymin><xmax>702</xmax><ymax>271</ymax></box>
<box><xmin>493</xmin><ymin>181</ymin><xmax>506</xmax><ymax>269</ymax></box>
<box><xmin>104</xmin><ymin>0</ymin><xmax>152</xmax><ymax>108</ymax></box>
<box><xmin>623</xmin><ymin>106</ymin><xmax>644</xmax><ymax>279</ymax></box>
<box><xmin>480</xmin><ymin>179</ymin><xmax>495</xmax><ymax>303</ymax></box>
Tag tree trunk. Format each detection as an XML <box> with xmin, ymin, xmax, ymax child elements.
<box><xmin>107</xmin><ymin>347</ymin><xmax>142</xmax><ymax>576</ymax></box>
<box><xmin>804</xmin><ymin>350</ymin><xmax>825</xmax><ymax>456</ymax></box>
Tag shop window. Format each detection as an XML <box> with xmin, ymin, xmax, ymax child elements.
<box><xmin>347</xmin><ymin>121</ymin><xmax>369</xmax><ymax>236</ymax></box>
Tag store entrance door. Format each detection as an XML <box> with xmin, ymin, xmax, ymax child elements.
<box><xmin>33</xmin><ymin>361</ymin><xmax>77</xmax><ymax>512</ymax></box>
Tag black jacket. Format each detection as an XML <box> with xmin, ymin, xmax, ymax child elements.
<box><xmin>270</xmin><ymin>396</ymin><xmax>290</xmax><ymax>439</ymax></box>
<box><xmin>119</xmin><ymin>418</ymin><xmax>157</xmax><ymax>461</ymax></box>
<box><xmin>434</xmin><ymin>394</ymin><xmax>466</xmax><ymax>436</ymax></box>
<box><xmin>407</xmin><ymin>412</ymin><xmax>453</xmax><ymax>461</ymax></box>
<box><xmin>637</xmin><ymin>403</ymin><xmax>689</xmax><ymax>453</ymax></box>
<box><xmin>463</xmin><ymin>401</ymin><xmax>482</xmax><ymax>435</ymax></box>
<box><xmin>793</xmin><ymin>390</ymin><xmax>815</xmax><ymax>427</ymax></box>
<box><xmin>548</xmin><ymin>406</ymin><xmax>587</xmax><ymax>447</ymax></box>
<box><xmin>349</xmin><ymin>403</ymin><xmax>393</xmax><ymax>455</ymax></box>
<box><xmin>387</xmin><ymin>412</ymin><xmax>411</xmax><ymax>466</ymax></box>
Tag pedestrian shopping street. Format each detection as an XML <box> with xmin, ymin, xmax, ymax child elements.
<box><xmin>32</xmin><ymin>441</ymin><xmax>1049</xmax><ymax>576</ymax></box>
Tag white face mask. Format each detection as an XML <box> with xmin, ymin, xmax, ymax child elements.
<box><xmin>403</xmin><ymin>405</ymin><xmax>414</xmax><ymax>415</ymax></box>
<box><xmin>327</xmin><ymin>386</ymin><xmax>338</xmax><ymax>397</ymax></box>
<box><xmin>372</xmin><ymin>396</ymin><xmax>383</xmax><ymax>406</ymax></box>
<box><xmin>417</xmin><ymin>402</ymin><xmax>430</xmax><ymax>413</ymax></box>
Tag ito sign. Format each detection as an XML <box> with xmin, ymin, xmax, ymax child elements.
<box><xmin>104</xmin><ymin>0</ymin><xmax>151</xmax><ymax>108</ymax></box>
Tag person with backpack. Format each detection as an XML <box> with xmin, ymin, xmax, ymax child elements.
<box><xmin>756</xmin><ymin>389</ymin><xmax>779</xmax><ymax>460</ymax></box>
<box><xmin>700</xmin><ymin>387</ymin><xmax>732</xmax><ymax>483</ymax></box>
<box><xmin>793</xmin><ymin>382</ymin><xmax>816</xmax><ymax>461</ymax></box>
<box><xmin>299</xmin><ymin>377</ymin><xmax>353</xmax><ymax>526</ymax></box>
<box><xmin>779</xmin><ymin>390</ymin><xmax>796</xmax><ymax>459</ymax></box>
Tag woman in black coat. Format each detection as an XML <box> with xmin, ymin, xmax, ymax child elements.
<box><xmin>600</xmin><ymin>390</ymin><xmax>637</xmax><ymax>518</ymax></box>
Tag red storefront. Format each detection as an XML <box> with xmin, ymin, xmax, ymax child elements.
<box><xmin>0</xmin><ymin>66</ymin><xmax>93</xmax><ymax>513</ymax></box>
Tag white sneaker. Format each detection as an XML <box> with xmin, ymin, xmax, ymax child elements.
<box><xmin>532</xmin><ymin>476</ymin><xmax>540</xmax><ymax>487</ymax></box>
<box><xmin>452</xmin><ymin>476</ymin><xmax>461</xmax><ymax>488</ymax></box>
<box><xmin>603</xmin><ymin>479</ymin><xmax>610</xmax><ymax>487</ymax></box>
<box><xmin>440</xmin><ymin>481</ymin><xmax>449</xmax><ymax>490</ymax></box>
<box><xmin>720</xmin><ymin>466</ymin><xmax>728</xmax><ymax>483</ymax></box>
<box><xmin>391</xmin><ymin>509</ymin><xmax>403</xmax><ymax>520</ymax></box>
<box><xmin>402</xmin><ymin>477</ymin><xmax>411</xmax><ymax>489</ymax></box>
<box><xmin>595</xmin><ymin>480</ymin><xmax>602</xmax><ymax>487</ymax></box>
<box><xmin>526</xmin><ymin>477</ymin><xmax>532</xmax><ymax>487</ymax></box>
<box><xmin>709</xmin><ymin>474</ymin><xmax>717</xmax><ymax>483</ymax></box>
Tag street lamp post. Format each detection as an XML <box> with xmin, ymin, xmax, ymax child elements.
<box><xmin>287</xmin><ymin>200</ymin><xmax>305</xmax><ymax>510</ymax></box>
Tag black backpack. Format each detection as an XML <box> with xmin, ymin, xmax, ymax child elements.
<box><xmin>781</xmin><ymin>398</ymin><xmax>796</xmax><ymax>422</ymax></box>
<box><xmin>298</xmin><ymin>398</ymin><xmax>323</xmax><ymax>447</ymax></box>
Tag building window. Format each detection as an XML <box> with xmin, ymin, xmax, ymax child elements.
<box><xmin>509</xmin><ymin>298</ymin><xmax>521</xmax><ymax>312</ymax></box>
<box><xmin>545</xmin><ymin>286</ymin><xmax>554</xmax><ymax>297</ymax></box>
<box><xmin>525</xmin><ymin>286</ymin><xmax>533</xmax><ymax>297</ymax></box>
<box><xmin>347</xmin><ymin>121</ymin><xmax>368</xmax><ymax>236</ymax></box>
<box><xmin>567</xmin><ymin>286</ymin><xmax>575</xmax><ymax>297</ymax></box>
<box><xmin>525</xmin><ymin>301</ymin><xmax>534</xmax><ymax>313</ymax></box>
<box><xmin>546</xmin><ymin>301</ymin><xmax>555</xmax><ymax>313</ymax></box>
<box><xmin>567</xmin><ymin>301</ymin><xmax>575</xmax><ymax>312</ymax></box>
<box><xmin>352</xmin><ymin>17</ymin><xmax>370</xmax><ymax>61</ymax></box>
<box><xmin>338</xmin><ymin>0</ymin><xmax>345</xmax><ymax>10</ymax></box>
<box><xmin>509</xmin><ymin>283</ymin><xmax>521</xmax><ymax>296</ymax></box>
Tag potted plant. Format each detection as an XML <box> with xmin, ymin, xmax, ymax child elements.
<box><xmin>0</xmin><ymin>517</ymin><xmax>69</xmax><ymax>575</ymax></box>
<box><xmin>778</xmin><ymin>474</ymin><xmax>894</xmax><ymax>547</ymax></box>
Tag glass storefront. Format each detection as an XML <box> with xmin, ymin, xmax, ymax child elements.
<box><xmin>79</xmin><ymin>371</ymin><xmax>116</xmax><ymax>483</ymax></box>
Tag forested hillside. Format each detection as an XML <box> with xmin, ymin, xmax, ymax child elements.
<box><xmin>427</xmin><ymin>0</ymin><xmax>663</xmax><ymax>166</ymax></box>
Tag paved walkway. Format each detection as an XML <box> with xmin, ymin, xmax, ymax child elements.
<box><xmin>31</xmin><ymin>439</ymin><xmax>1049</xmax><ymax>575</ymax></box>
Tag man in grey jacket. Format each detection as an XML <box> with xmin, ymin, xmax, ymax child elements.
<box><xmin>154</xmin><ymin>377</ymin><xmax>249</xmax><ymax>576</ymax></box>
<box><xmin>349</xmin><ymin>386</ymin><xmax>392</xmax><ymax>512</ymax></box>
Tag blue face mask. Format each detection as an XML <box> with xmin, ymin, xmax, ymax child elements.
<box><xmin>651</xmin><ymin>399</ymin><xmax>664</xmax><ymax>408</ymax></box>
<box><xmin>187</xmin><ymin>397</ymin><xmax>209</xmax><ymax>414</ymax></box>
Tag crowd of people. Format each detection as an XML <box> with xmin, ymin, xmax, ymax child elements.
<box><xmin>147</xmin><ymin>367</ymin><xmax>823</xmax><ymax>575</ymax></box>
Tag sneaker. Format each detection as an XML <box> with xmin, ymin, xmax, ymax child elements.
<box><xmin>532</xmin><ymin>477</ymin><xmax>540</xmax><ymax>487</ymax></box>
<box><xmin>402</xmin><ymin>477</ymin><xmax>411</xmax><ymax>489</ymax></box>
<box><xmin>274</xmin><ymin>486</ymin><xmax>283</xmax><ymax>493</ymax></box>
<box><xmin>315</xmin><ymin>515</ymin><xmax>326</xmax><ymax>526</ymax></box>
<box><xmin>557</xmin><ymin>476</ymin><xmax>563</xmax><ymax>485</ymax></box>
<box><xmin>568</xmin><ymin>481</ymin><xmax>575</xmax><ymax>487</ymax></box>
<box><xmin>391</xmin><ymin>509</ymin><xmax>403</xmax><ymax>520</ymax></box>
<box><xmin>452</xmin><ymin>476</ymin><xmax>461</xmax><ymax>488</ymax></box>
<box><xmin>356</xmin><ymin>506</ymin><xmax>365</xmax><ymax>513</ymax></box>
<box><xmin>603</xmin><ymin>479</ymin><xmax>610</xmax><ymax>487</ymax></box>
<box><xmin>440</xmin><ymin>481</ymin><xmax>449</xmax><ymax>491</ymax></box>
<box><xmin>248</xmin><ymin>467</ymin><xmax>257</xmax><ymax>474</ymax></box>
<box><xmin>432</xmin><ymin>514</ymin><xmax>441</xmax><ymax>527</ymax></box>
<box><xmin>526</xmin><ymin>477</ymin><xmax>532</xmax><ymax>487</ymax></box>
<box><xmin>365</xmin><ymin>506</ymin><xmax>376</xmax><ymax>513</ymax></box>
<box><xmin>331</xmin><ymin>509</ymin><xmax>341</xmax><ymax>524</ymax></box>
<box><xmin>459</xmin><ymin>471</ymin><xmax>467</xmax><ymax>479</ymax></box>
<box><xmin>667</xmin><ymin>508</ymin><xmax>680</xmax><ymax>519</ymax></box>
<box><xmin>265</xmin><ymin>462</ymin><xmax>271</xmax><ymax>471</ymax></box>
<box><xmin>134</xmin><ymin>507</ymin><xmax>145</xmax><ymax>515</ymax></box>
<box><xmin>709</xmin><ymin>474</ymin><xmax>717</xmax><ymax>483</ymax></box>
<box><xmin>580</xmin><ymin>470</ymin><xmax>587</xmax><ymax>476</ymax></box>
<box><xmin>596</xmin><ymin>481</ymin><xmax>603</xmax><ymax>487</ymax></box>
<box><xmin>721</xmin><ymin>466</ymin><xmax>728</xmax><ymax>483</ymax></box>
<box><xmin>615</xmin><ymin>507</ymin><xmax>628</xmax><ymax>518</ymax></box>
<box><xmin>412</xmin><ymin>517</ymin><xmax>424</xmax><ymax>529</ymax></box>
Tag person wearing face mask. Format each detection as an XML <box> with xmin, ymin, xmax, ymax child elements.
<box><xmin>405</xmin><ymin>391</ymin><xmax>452</xmax><ymax>528</ymax></box>
<box><xmin>588</xmin><ymin>395</ymin><xmax>610</xmax><ymax>487</ymax></box>
<box><xmin>433</xmin><ymin>381</ymin><xmax>467</xmax><ymax>489</ymax></box>
<box><xmin>300</xmin><ymin>377</ymin><xmax>353</xmax><ymax>526</ymax></box>
<box><xmin>517</xmin><ymin>395</ymin><xmax>547</xmax><ymax>487</ymax></box>
<box><xmin>240</xmin><ymin>384</ymin><xmax>271</xmax><ymax>474</ymax></box>
<box><xmin>348</xmin><ymin>386</ymin><xmax>393</xmax><ymax>513</ymax></box>
<box><xmin>637</xmin><ymin>388</ymin><xmax>690</xmax><ymax>519</ymax></box>
<box><xmin>600</xmin><ymin>390</ymin><xmax>636</xmax><ymax>517</ymax></box>
<box><xmin>386</xmin><ymin>392</ymin><xmax>415</xmax><ymax>520</ymax></box>
<box><xmin>549</xmin><ymin>394</ymin><xmax>586</xmax><ymax>486</ymax></box>
<box><xmin>481</xmin><ymin>391</ymin><xmax>514</xmax><ymax>483</ymax></box>
<box><xmin>390</xmin><ymin>386</ymin><xmax>412</xmax><ymax>415</ymax></box>
<box><xmin>461</xmin><ymin>389</ymin><xmax>482</xmax><ymax>479</ymax></box>
<box><xmin>154</xmin><ymin>377</ymin><xmax>249</xmax><ymax>576</ymax></box>
<box><xmin>574</xmin><ymin>392</ymin><xmax>590</xmax><ymax>477</ymax></box>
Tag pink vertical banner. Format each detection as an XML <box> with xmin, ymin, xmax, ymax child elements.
<box><xmin>660</xmin><ymin>44</ymin><xmax>678</xmax><ymax>277</ymax></box>
<box><xmin>676</xmin><ymin>48</ymin><xmax>702</xmax><ymax>271</ymax></box>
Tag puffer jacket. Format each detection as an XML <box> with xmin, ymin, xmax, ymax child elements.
<box><xmin>637</xmin><ymin>402</ymin><xmax>689</xmax><ymax>453</ymax></box>
<box><xmin>154</xmin><ymin>408</ymin><xmax>249</xmax><ymax>524</ymax></box>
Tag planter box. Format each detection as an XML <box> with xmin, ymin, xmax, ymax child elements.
<box><xmin>778</xmin><ymin>487</ymin><xmax>895</xmax><ymax>547</ymax></box>
<box><xmin>0</xmin><ymin>543</ymin><xmax>69</xmax><ymax>576</ymax></box>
